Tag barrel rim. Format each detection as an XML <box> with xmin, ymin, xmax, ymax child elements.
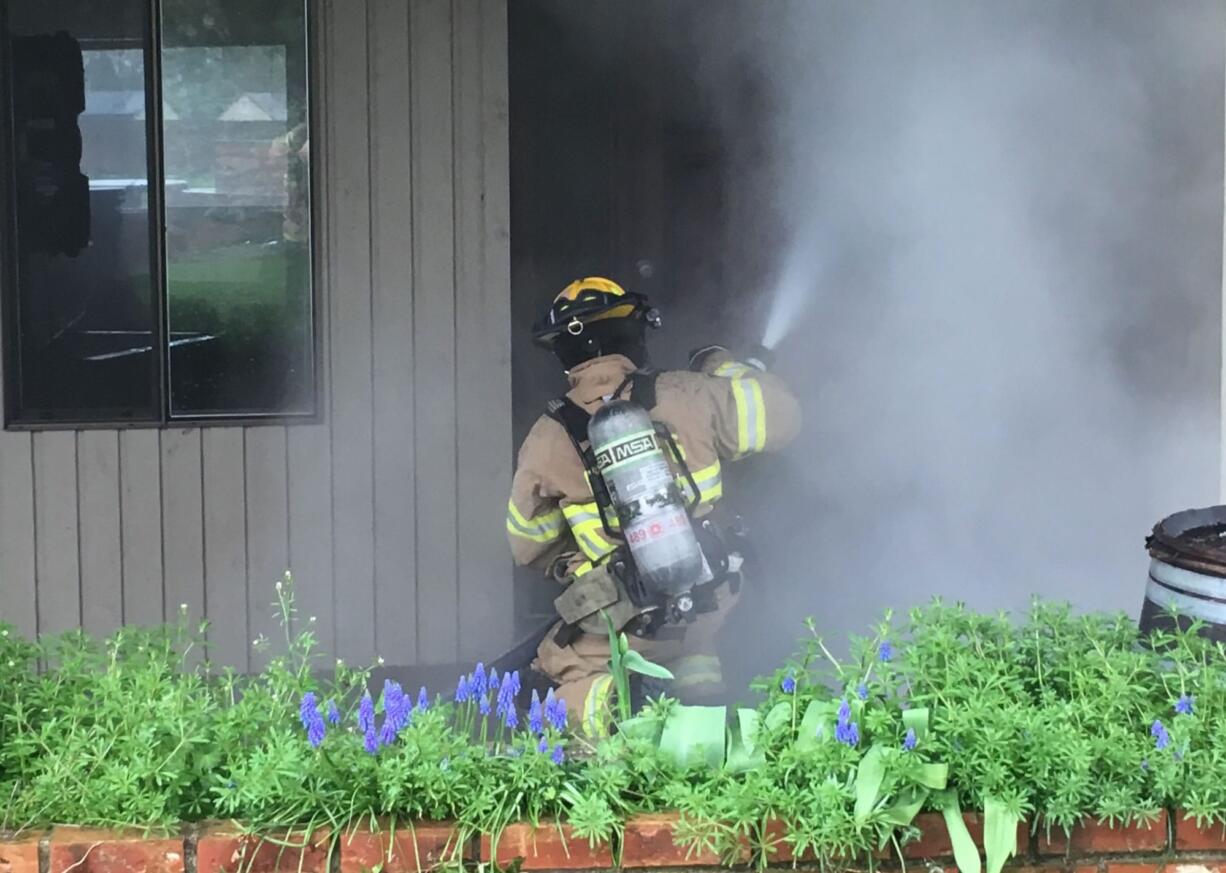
<box><xmin>1147</xmin><ymin>505</ymin><xmax>1226</xmax><ymax>577</ymax></box>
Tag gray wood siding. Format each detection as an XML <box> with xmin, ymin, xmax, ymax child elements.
<box><xmin>0</xmin><ymin>0</ymin><xmax>513</xmax><ymax>669</ymax></box>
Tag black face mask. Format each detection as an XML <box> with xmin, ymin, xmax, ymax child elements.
<box><xmin>552</xmin><ymin>319</ymin><xmax>649</xmax><ymax>370</ymax></box>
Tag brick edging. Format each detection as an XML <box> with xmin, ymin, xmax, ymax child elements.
<box><xmin>2</xmin><ymin>809</ymin><xmax>1225</xmax><ymax>873</ymax></box>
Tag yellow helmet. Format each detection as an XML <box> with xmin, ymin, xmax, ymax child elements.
<box><xmin>532</xmin><ymin>277</ymin><xmax>660</xmax><ymax>366</ymax></box>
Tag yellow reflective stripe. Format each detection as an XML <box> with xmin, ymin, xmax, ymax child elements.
<box><xmin>572</xmin><ymin>560</ymin><xmax>595</xmax><ymax>577</ymax></box>
<box><xmin>563</xmin><ymin>502</ymin><xmax>622</xmax><ymax>560</ymax></box>
<box><xmin>730</xmin><ymin>377</ymin><xmax>767</xmax><ymax>456</ymax></box>
<box><xmin>574</xmin><ymin>528</ymin><xmax>617</xmax><ymax>562</ymax></box>
<box><xmin>714</xmin><ymin>361</ymin><xmax>753</xmax><ymax>379</ymax></box>
<box><xmin>506</xmin><ymin>500</ymin><xmax>564</xmax><ymax>543</ymax></box>
<box><xmin>583</xmin><ymin>675</ymin><xmax>616</xmax><ymax>737</ymax></box>
<box><xmin>563</xmin><ymin>501</ymin><xmax>621</xmax><ymax>531</ymax></box>
<box><xmin>685</xmin><ymin>460</ymin><xmax>722</xmax><ymax>505</ymax></box>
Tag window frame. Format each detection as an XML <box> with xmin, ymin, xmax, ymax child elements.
<box><xmin>0</xmin><ymin>0</ymin><xmax>325</xmax><ymax>431</ymax></box>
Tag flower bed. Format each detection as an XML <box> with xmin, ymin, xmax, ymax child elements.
<box><xmin>2</xmin><ymin>581</ymin><xmax>1226</xmax><ymax>873</ymax></box>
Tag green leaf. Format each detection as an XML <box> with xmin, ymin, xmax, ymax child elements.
<box><xmin>854</xmin><ymin>744</ymin><xmax>887</xmax><ymax>823</ymax></box>
<box><xmin>617</xmin><ymin>715</ymin><xmax>663</xmax><ymax>745</ymax></box>
<box><xmin>881</xmin><ymin>787</ymin><xmax>928</xmax><ymax>827</ymax></box>
<box><xmin>795</xmin><ymin>700</ymin><xmax>836</xmax><ymax>750</ymax></box>
<box><xmin>763</xmin><ymin>701</ymin><xmax>791</xmax><ymax>731</ymax></box>
<box><xmin>939</xmin><ymin>791</ymin><xmax>981</xmax><ymax>873</ymax></box>
<box><xmin>902</xmin><ymin>707</ymin><xmax>930</xmax><ymax>742</ymax></box>
<box><xmin>725</xmin><ymin>709</ymin><xmax>765</xmax><ymax>773</ymax></box>
<box><xmin>983</xmin><ymin>796</ymin><xmax>1020</xmax><ymax>873</ymax></box>
<box><xmin>917</xmin><ymin>762</ymin><xmax>949</xmax><ymax>789</ymax></box>
<box><xmin>659</xmin><ymin>704</ymin><xmax>726</xmax><ymax>769</ymax></box>
<box><xmin>620</xmin><ymin>649</ymin><xmax>675</xmax><ymax>680</ymax></box>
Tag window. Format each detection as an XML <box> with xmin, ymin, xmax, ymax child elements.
<box><xmin>1</xmin><ymin>0</ymin><xmax>317</xmax><ymax>426</ymax></box>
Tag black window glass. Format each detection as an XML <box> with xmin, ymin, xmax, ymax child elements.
<box><xmin>5</xmin><ymin>0</ymin><xmax>158</xmax><ymax>422</ymax></box>
<box><xmin>161</xmin><ymin>0</ymin><xmax>314</xmax><ymax>417</ymax></box>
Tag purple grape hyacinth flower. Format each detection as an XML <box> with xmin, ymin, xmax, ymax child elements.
<box><xmin>529</xmin><ymin>690</ymin><xmax>544</xmax><ymax>734</ymax></box>
<box><xmin>488</xmin><ymin>668</ymin><xmax>500</xmax><ymax>694</ymax></box>
<box><xmin>418</xmin><ymin>686</ymin><xmax>429</xmax><ymax>712</ymax></box>
<box><xmin>544</xmin><ymin>689</ymin><xmax>567</xmax><ymax>730</ymax></box>
<box><xmin>836</xmin><ymin>720</ymin><xmax>860</xmax><ymax>747</ymax></box>
<box><xmin>551</xmin><ymin>744</ymin><xmax>565</xmax><ymax>765</ymax></box>
<box><xmin>363</xmin><ymin>728</ymin><xmax>379</xmax><ymax>755</ymax></box>
<box><xmin>456</xmin><ymin>675</ymin><xmax>471</xmax><ymax>703</ymax></box>
<box><xmin>1151</xmin><ymin>719</ymin><xmax>1171</xmax><ymax>751</ymax></box>
<box><xmin>473</xmin><ymin>662</ymin><xmax>487</xmax><ymax>693</ymax></box>
<box><xmin>1176</xmin><ymin>695</ymin><xmax>1195</xmax><ymax>716</ymax></box>
<box><xmin>326</xmin><ymin>700</ymin><xmax>341</xmax><ymax>726</ymax></box>
<box><xmin>479</xmin><ymin>694</ymin><xmax>491</xmax><ymax>717</ymax></box>
<box><xmin>857</xmin><ymin>683</ymin><xmax>869</xmax><ymax>701</ymax></box>
<box><xmin>379</xmin><ymin>714</ymin><xmax>399</xmax><ymax>747</ymax></box>
<box><xmin>299</xmin><ymin>692</ymin><xmax>318</xmax><ymax>729</ymax></box>
<box><xmin>878</xmin><ymin>641</ymin><xmax>894</xmax><ymax>663</ymax></box>
<box><xmin>903</xmin><ymin>728</ymin><xmax>917</xmax><ymax>751</ymax></box>
<box><xmin>299</xmin><ymin>693</ymin><xmax>326</xmax><ymax>748</ymax></box>
<box><xmin>781</xmin><ymin>672</ymin><xmax>796</xmax><ymax>694</ymax></box>
<box><xmin>538</xmin><ymin>736</ymin><xmax>549</xmax><ymax>754</ymax></box>
<box><xmin>503</xmin><ymin>703</ymin><xmax>518</xmax><ymax>730</ymax></box>
<box><xmin>835</xmin><ymin>697</ymin><xmax>859</xmax><ymax>747</ymax></box>
<box><xmin>358</xmin><ymin>692</ymin><xmax>375</xmax><ymax>734</ymax></box>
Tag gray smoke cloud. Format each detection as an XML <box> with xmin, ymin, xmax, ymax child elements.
<box><xmin>516</xmin><ymin>1</ymin><xmax>1224</xmax><ymax>692</ymax></box>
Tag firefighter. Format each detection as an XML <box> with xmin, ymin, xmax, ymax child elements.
<box><xmin>506</xmin><ymin>277</ymin><xmax>800</xmax><ymax>735</ymax></box>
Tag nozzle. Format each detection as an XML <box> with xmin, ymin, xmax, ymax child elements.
<box><xmin>744</xmin><ymin>343</ymin><xmax>774</xmax><ymax>372</ymax></box>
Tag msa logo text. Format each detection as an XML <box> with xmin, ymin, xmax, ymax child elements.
<box><xmin>595</xmin><ymin>434</ymin><xmax>657</xmax><ymax>471</ymax></box>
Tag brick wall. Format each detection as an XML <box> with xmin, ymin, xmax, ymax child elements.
<box><xmin>3</xmin><ymin>810</ymin><xmax>1226</xmax><ymax>873</ymax></box>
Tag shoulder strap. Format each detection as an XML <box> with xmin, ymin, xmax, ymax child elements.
<box><xmin>611</xmin><ymin>367</ymin><xmax>660</xmax><ymax>412</ymax></box>
<box><xmin>630</xmin><ymin>368</ymin><xmax>660</xmax><ymax>411</ymax></box>
<box><xmin>544</xmin><ymin>396</ymin><xmax>592</xmax><ymax>450</ymax></box>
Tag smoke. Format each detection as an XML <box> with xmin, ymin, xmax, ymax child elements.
<box><xmin>513</xmin><ymin>1</ymin><xmax>1224</xmax><ymax>690</ymax></box>
<box><xmin>708</xmin><ymin>0</ymin><xmax>1225</xmax><ymax>684</ymax></box>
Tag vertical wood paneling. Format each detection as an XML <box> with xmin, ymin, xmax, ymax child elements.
<box><xmin>77</xmin><ymin>432</ymin><xmax>122</xmax><ymax>637</ymax></box>
<box><xmin>32</xmin><ymin>432</ymin><xmax>79</xmax><ymax>635</ymax></box>
<box><xmin>288</xmin><ymin>425</ymin><xmax>334</xmax><ymax>653</ymax></box>
<box><xmin>328</xmin><ymin>0</ymin><xmax>377</xmax><ymax>664</ymax></box>
<box><xmin>161</xmin><ymin>429</ymin><xmax>204</xmax><ymax>623</ymax></box>
<box><xmin>0</xmin><ymin>432</ymin><xmax>37</xmax><ymax>638</ymax></box>
<box><xmin>370</xmin><ymin>0</ymin><xmax>418</xmax><ymax>665</ymax></box>
<box><xmin>411</xmin><ymin>0</ymin><xmax>460</xmax><ymax>665</ymax></box>
<box><xmin>244</xmin><ymin>427</ymin><xmax>289</xmax><ymax>669</ymax></box>
<box><xmin>202</xmin><ymin>428</ymin><xmax>248</xmax><ymax>671</ymax></box>
<box><xmin>119</xmin><ymin>430</ymin><xmax>163</xmax><ymax>627</ymax></box>
<box><xmin>455</xmin><ymin>0</ymin><xmax>513</xmax><ymax>661</ymax></box>
<box><xmin>0</xmin><ymin>0</ymin><xmax>514</xmax><ymax>668</ymax></box>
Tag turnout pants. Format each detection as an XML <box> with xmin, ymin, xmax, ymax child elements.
<box><xmin>532</xmin><ymin>581</ymin><xmax>740</xmax><ymax>736</ymax></box>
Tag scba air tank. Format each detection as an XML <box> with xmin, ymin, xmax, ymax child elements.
<box><xmin>588</xmin><ymin>400</ymin><xmax>711</xmax><ymax>601</ymax></box>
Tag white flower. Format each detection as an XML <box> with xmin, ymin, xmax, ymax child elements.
<box><xmin>309</xmin><ymin>616</ymin><xmax>317</xmax><ymax>624</ymax></box>
<box><xmin>377</xmin><ymin>656</ymin><xmax>385</xmax><ymax>665</ymax></box>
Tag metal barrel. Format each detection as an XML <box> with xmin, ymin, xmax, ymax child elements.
<box><xmin>1141</xmin><ymin>505</ymin><xmax>1226</xmax><ymax>643</ymax></box>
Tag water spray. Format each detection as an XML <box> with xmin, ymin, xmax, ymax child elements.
<box><xmin>759</xmin><ymin>229</ymin><xmax>822</xmax><ymax>352</ymax></box>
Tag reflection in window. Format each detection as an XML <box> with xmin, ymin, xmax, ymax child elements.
<box><xmin>162</xmin><ymin>0</ymin><xmax>314</xmax><ymax>417</ymax></box>
<box><xmin>5</xmin><ymin>1</ymin><xmax>158</xmax><ymax>422</ymax></box>
<box><xmin>1</xmin><ymin>0</ymin><xmax>315</xmax><ymax>426</ymax></box>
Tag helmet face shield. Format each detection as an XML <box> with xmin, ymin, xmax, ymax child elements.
<box><xmin>532</xmin><ymin>277</ymin><xmax>658</xmax><ymax>367</ymax></box>
<box><xmin>551</xmin><ymin>317</ymin><xmax>650</xmax><ymax>369</ymax></box>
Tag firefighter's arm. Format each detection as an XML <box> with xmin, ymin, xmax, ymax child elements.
<box><xmin>506</xmin><ymin>419</ymin><xmax>573</xmax><ymax>570</ymax></box>
<box><xmin>697</xmin><ymin>347</ymin><xmax>801</xmax><ymax>458</ymax></box>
